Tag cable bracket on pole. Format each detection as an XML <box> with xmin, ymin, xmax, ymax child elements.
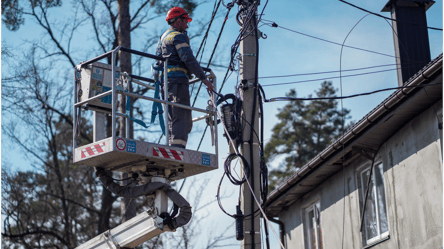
<box><xmin>243</xmin><ymin>141</ymin><xmax>260</xmax><ymax>146</ymax></box>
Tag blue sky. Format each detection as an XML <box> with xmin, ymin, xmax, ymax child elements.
<box><xmin>2</xmin><ymin>0</ymin><xmax>443</xmax><ymax>248</ymax></box>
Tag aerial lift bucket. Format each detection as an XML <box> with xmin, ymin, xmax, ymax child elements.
<box><xmin>73</xmin><ymin>47</ymin><xmax>218</xmax><ymax>181</ymax></box>
<box><xmin>73</xmin><ymin>47</ymin><xmax>218</xmax><ymax>248</ymax></box>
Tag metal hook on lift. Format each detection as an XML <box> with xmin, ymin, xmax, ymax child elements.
<box><xmin>206</xmin><ymin>96</ymin><xmax>216</xmax><ymax>146</ymax></box>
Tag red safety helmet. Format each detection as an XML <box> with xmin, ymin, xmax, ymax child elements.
<box><xmin>166</xmin><ymin>7</ymin><xmax>192</xmax><ymax>23</ymax></box>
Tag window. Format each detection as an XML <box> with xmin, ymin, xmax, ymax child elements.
<box><xmin>358</xmin><ymin>161</ymin><xmax>389</xmax><ymax>246</ymax></box>
<box><xmin>304</xmin><ymin>201</ymin><xmax>323</xmax><ymax>249</ymax></box>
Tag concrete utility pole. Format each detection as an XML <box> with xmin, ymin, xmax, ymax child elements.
<box><xmin>239</xmin><ymin>2</ymin><xmax>261</xmax><ymax>249</ymax></box>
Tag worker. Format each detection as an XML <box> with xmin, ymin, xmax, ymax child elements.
<box><xmin>155</xmin><ymin>7</ymin><xmax>213</xmax><ymax>149</ymax></box>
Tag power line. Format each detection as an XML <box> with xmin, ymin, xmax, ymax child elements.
<box><xmin>256</xmin><ymin>62</ymin><xmax>426</xmax><ymax>79</ymax></box>
<box><xmin>192</xmin><ymin>3</ymin><xmax>234</xmax><ymax>107</ymax></box>
<box><xmin>338</xmin><ymin>13</ymin><xmax>367</xmax><ymax>249</ymax></box>
<box><xmin>196</xmin><ymin>0</ymin><xmax>221</xmax><ymax>59</ymax></box>
<box><xmin>261</xmin><ymin>19</ymin><xmax>435</xmax><ymax>66</ymax></box>
<box><xmin>258</xmin><ymin>0</ymin><xmax>269</xmax><ymax>23</ymax></box>
<box><xmin>266</xmin><ymin>82</ymin><xmax>442</xmax><ymax>102</ymax></box>
<box><xmin>261</xmin><ymin>68</ymin><xmax>397</xmax><ymax>86</ymax></box>
<box><xmin>339</xmin><ymin>0</ymin><xmax>443</xmax><ymax>31</ymax></box>
<box><xmin>191</xmin><ymin>0</ymin><xmax>222</xmax><ymax>97</ymax></box>
<box><xmin>262</xmin><ymin>21</ymin><xmax>399</xmax><ymax>59</ymax></box>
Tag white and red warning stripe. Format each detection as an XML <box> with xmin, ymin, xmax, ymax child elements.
<box><xmin>81</xmin><ymin>142</ymin><xmax>106</xmax><ymax>158</ymax></box>
<box><xmin>153</xmin><ymin>147</ymin><xmax>184</xmax><ymax>160</ymax></box>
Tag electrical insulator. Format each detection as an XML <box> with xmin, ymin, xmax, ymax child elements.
<box><xmin>236</xmin><ymin>205</ymin><xmax>244</xmax><ymax>240</ymax></box>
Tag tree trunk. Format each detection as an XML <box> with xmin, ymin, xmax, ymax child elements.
<box><xmin>117</xmin><ymin>0</ymin><xmax>136</xmax><ymax>222</ymax></box>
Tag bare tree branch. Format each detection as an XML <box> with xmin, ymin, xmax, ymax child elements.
<box><xmin>80</xmin><ymin>0</ymin><xmax>108</xmax><ymax>53</ymax></box>
<box><xmin>2</xmin><ymin>230</ymin><xmax>71</xmax><ymax>249</ymax></box>
<box><xmin>130</xmin><ymin>0</ymin><xmax>150</xmax><ymax>24</ymax></box>
<box><xmin>100</xmin><ymin>0</ymin><xmax>118</xmax><ymax>48</ymax></box>
<box><xmin>28</xmin><ymin>2</ymin><xmax>76</xmax><ymax>67</ymax></box>
<box><xmin>46</xmin><ymin>193</ymin><xmax>100</xmax><ymax>215</ymax></box>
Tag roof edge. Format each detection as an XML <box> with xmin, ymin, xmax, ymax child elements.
<box><xmin>266</xmin><ymin>54</ymin><xmax>443</xmax><ymax>207</ymax></box>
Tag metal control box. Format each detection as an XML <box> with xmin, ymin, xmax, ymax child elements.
<box><xmin>78</xmin><ymin>62</ymin><xmax>121</xmax><ymax>109</ymax></box>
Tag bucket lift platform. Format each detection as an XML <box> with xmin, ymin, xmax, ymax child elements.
<box><xmin>73</xmin><ymin>47</ymin><xmax>219</xmax><ymax>181</ymax></box>
<box><xmin>74</xmin><ymin>137</ymin><xmax>217</xmax><ymax>181</ymax></box>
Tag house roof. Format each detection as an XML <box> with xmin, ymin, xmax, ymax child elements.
<box><xmin>265</xmin><ymin>54</ymin><xmax>443</xmax><ymax>217</ymax></box>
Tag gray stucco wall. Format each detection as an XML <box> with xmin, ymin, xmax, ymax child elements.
<box><xmin>382</xmin><ymin>101</ymin><xmax>442</xmax><ymax>249</ymax></box>
<box><xmin>279</xmin><ymin>102</ymin><xmax>442</xmax><ymax>249</ymax></box>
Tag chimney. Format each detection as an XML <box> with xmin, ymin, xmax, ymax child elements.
<box><xmin>382</xmin><ymin>0</ymin><xmax>435</xmax><ymax>86</ymax></box>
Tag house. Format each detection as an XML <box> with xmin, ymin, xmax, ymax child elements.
<box><xmin>265</xmin><ymin>1</ymin><xmax>443</xmax><ymax>248</ymax></box>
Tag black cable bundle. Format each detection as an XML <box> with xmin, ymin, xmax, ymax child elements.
<box><xmin>225</xmin><ymin>153</ymin><xmax>250</xmax><ymax>185</ymax></box>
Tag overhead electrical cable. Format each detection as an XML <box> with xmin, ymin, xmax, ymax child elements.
<box><xmin>339</xmin><ymin>0</ymin><xmax>443</xmax><ymax>31</ymax></box>
<box><xmin>261</xmin><ymin>68</ymin><xmax>397</xmax><ymax>86</ymax></box>
<box><xmin>258</xmin><ymin>0</ymin><xmax>269</xmax><ymax>22</ymax></box>
<box><xmin>195</xmin><ymin>1</ymin><xmax>242</xmax><ymax>151</ymax></box>
<box><xmin>192</xmin><ymin>4</ymin><xmax>234</xmax><ymax>107</ymax></box>
<box><xmin>191</xmin><ymin>0</ymin><xmax>223</xmax><ymax>97</ymax></box>
<box><xmin>263</xmin><ymin>21</ymin><xmax>398</xmax><ymax>59</ymax></box>
<box><xmin>266</xmin><ymin>82</ymin><xmax>442</xmax><ymax>102</ymax></box>
<box><xmin>195</xmin><ymin>0</ymin><xmax>221</xmax><ymax>59</ymax></box>
<box><xmin>256</xmin><ymin>62</ymin><xmax>424</xmax><ymax>79</ymax></box>
<box><xmin>338</xmin><ymin>13</ymin><xmax>371</xmax><ymax>249</ymax></box>
<box><xmin>195</xmin><ymin>0</ymin><xmax>219</xmax><ymax>65</ymax></box>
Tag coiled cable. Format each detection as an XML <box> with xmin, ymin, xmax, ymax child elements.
<box><xmin>225</xmin><ymin>153</ymin><xmax>250</xmax><ymax>185</ymax></box>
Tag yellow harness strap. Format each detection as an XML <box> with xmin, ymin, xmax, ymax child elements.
<box><xmin>167</xmin><ymin>67</ymin><xmax>188</xmax><ymax>74</ymax></box>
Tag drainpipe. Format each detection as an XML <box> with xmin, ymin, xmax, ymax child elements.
<box><xmin>268</xmin><ymin>217</ymin><xmax>285</xmax><ymax>248</ymax></box>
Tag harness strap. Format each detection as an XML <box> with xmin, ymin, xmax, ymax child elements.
<box><xmin>121</xmin><ymin>75</ymin><xmax>148</xmax><ymax>128</ymax></box>
<box><xmin>151</xmin><ymin>80</ymin><xmax>166</xmax><ymax>135</ymax></box>
<box><xmin>167</xmin><ymin>67</ymin><xmax>188</xmax><ymax>74</ymax></box>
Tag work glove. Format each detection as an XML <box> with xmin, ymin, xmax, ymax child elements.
<box><xmin>203</xmin><ymin>79</ymin><xmax>214</xmax><ymax>92</ymax></box>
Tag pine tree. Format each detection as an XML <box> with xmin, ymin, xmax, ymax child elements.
<box><xmin>264</xmin><ymin>81</ymin><xmax>351</xmax><ymax>190</ymax></box>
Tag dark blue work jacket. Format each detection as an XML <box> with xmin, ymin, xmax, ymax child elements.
<box><xmin>156</xmin><ymin>27</ymin><xmax>206</xmax><ymax>81</ymax></box>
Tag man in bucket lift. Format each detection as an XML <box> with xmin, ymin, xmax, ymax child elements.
<box><xmin>155</xmin><ymin>7</ymin><xmax>214</xmax><ymax>149</ymax></box>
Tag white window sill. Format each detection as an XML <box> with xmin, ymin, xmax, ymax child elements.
<box><xmin>362</xmin><ymin>234</ymin><xmax>390</xmax><ymax>249</ymax></box>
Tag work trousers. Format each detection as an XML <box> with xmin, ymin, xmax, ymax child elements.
<box><xmin>162</xmin><ymin>79</ymin><xmax>192</xmax><ymax>148</ymax></box>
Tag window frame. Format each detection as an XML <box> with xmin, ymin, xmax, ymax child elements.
<box><xmin>304</xmin><ymin>201</ymin><xmax>322</xmax><ymax>249</ymax></box>
<box><xmin>356</xmin><ymin>160</ymin><xmax>389</xmax><ymax>246</ymax></box>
